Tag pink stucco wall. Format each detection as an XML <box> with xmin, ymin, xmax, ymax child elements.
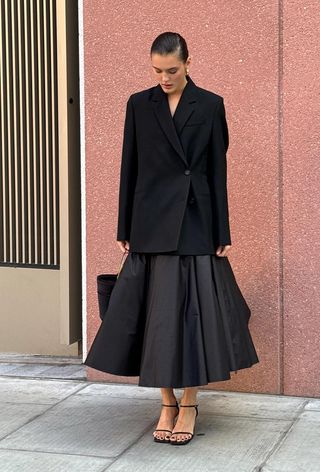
<box><xmin>83</xmin><ymin>1</ymin><xmax>320</xmax><ymax>397</ymax></box>
<box><xmin>282</xmin><ymin>1</ymin><xmax>320</xmax><ymax>396</ymax></box>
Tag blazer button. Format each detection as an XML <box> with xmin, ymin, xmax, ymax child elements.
<box><xmin>184</xmin><ymin>169</ymin><xmax>191</xmax><ymax>175</ymax></box>
<box><xmin>188</xmin><ymin>197</ymin><xmax>195</xmax><ymax>205</ymax></box>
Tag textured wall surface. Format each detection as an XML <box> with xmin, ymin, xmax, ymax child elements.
<box><xmin>282</xmin><ymin>1</ymin><xmax>320</xmax><ymax>396</ymax></box>
<box><xmin>83</xmin><ymin>0</ymin><xmax>320</xmax><ymax>396</ymax></box>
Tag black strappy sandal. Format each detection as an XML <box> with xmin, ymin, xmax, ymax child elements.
<box><xmin>169</xmin><ymin>404</ymin><xmax>199</xmax><ymax>446</ymax></box>
<box><xmin>153</xmin><ymin>401</ymin><xmax>180</xmax><ymax>443</ymax></box>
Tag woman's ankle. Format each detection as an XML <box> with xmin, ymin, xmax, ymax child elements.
<box><xmin>160</xmin><ymin>387</ymin><xmax>177</xmax><ymax>405</ymax></box>
<box><xmin>180</xmin><ymin>386</ymin><xmax>199</xmax><ymax>405</ymax></box>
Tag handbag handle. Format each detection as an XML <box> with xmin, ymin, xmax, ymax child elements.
<box><xmin>117</xmin><ymin>250</ymin><xmax>128</xmax><ymax>279</ymax></box>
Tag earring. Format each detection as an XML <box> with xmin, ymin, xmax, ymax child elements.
<box><xmin>186</xmin><ymin>68</ymin><xmax>189</xmax><ymax>75</ymax></box>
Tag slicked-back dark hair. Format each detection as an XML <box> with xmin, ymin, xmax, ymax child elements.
<box><xmin>150</xmin><ymin>32</ymin><xmax>189</xmax><ymax>63</ymax></box>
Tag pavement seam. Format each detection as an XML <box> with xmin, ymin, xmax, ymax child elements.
<box><xmin>76</xmin><ymin>384</ymin><xmax>318</xmax><ymax>402</ymax></box>
<box><xmin>99</xmin><ymin>422</ymin><xmax>160</xmax><ymax>471</ymax></box>
<box><xmin>2</xmin><ymin>376</ymin><xmax>316</xmax><ymax>402</ymax></box>
<box><xmin>0</xmin><ymin>355</ymin><xmax>81</xmax><ymax>361</ymax></box>
<box><xmin>0</xmin><ymin>446</ymin><xmax>117</xmax><ymax>461</ymax></box>
<box><xmin>0</xmin><ymin>381</ymin><xmax>88</xmax><ymax>444</ymax></box>
<box><xmin>253</xmin><ymin>399</ymin><xmax>311</xmax><ymax>472</ymax></box>
<box><xmin>0</xmin><ymin>375</ymin><xmax>87</xmax><ymax>382</ymax></box>
<box><xmin>0</xmin><ymin>374</ymin><xmax>86</xmax><ymax>381</ymax></box>
<box><xmin>0</xmin><ymin>383</ymin><xmax>158</xmax><ymax>462</ymax></box>
<box><xmin>0</xmin><ymin>377</ymin><xmax>317</xmax><ymax>471</ymax></box>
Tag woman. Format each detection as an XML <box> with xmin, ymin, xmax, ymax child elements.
<box><xmin>84</xmin><ymin>32</ymin><xmax>259</xmax><ymax>446</ymax></box>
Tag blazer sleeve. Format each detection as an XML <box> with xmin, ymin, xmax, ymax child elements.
<box><xmin>207</xmin><ymin>96</ymin><xmax>232</xmax><ymax>247</ymax></box>
<box><xmin>116</xmin><ymin>95</ymin><xmax>138</xmax><ymax>241</ymax></box>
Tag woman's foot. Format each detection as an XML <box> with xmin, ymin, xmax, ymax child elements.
<box><xmin>153</xmin><ymin>401</ymin><xmax>179</xmax><ymax>442</ymax></box>
<box><xmin>169</xmin><ymin>403</ymin><xmax>198</xmax><ymax>444</ymax></box>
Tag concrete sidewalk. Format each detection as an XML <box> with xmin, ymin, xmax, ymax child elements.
<box><xmin>0</xmin><ymin>367</ymin><xmax>319</xmax><ymax>471</ymax></box>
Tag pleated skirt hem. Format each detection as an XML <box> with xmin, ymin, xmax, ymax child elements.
<box><xmin>84</xmin><ymin>252</ymin><xmax>259</xmax><ymax>388</ymax></box>
<box><xmin>83</xmin><ymin>361</ymin><xmax>259</xmax><ymax>388</ymax></box>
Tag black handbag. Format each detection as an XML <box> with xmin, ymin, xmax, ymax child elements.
<box><xmin>97</xmin><ymin>250</ymin><xmax>128</xmax><ymax>321</ymax></box>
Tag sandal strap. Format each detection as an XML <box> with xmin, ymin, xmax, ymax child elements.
<box><xmin>154</xmin><ymin>429</ymin><xmax>172</xmax><ymax>433</ymax></box>
<box><xmin>171</xmin><ymin>431</ymin><xmax>194</xmax><ymax>436</ymax></box>
<box><xmin>179</xmin><ymin>404</ymin><xmax>198</xmax><ymax>416</ymax></box>
<box><xmin>162</xmin><ymin>402</ymin><xmax>179</xmax><ymax>408</ymax></box>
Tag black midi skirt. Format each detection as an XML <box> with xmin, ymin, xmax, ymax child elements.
<box><xmin>84</xmin><ymin>252</ymin><xmax>259</xmax><ymax>388</ymax></box>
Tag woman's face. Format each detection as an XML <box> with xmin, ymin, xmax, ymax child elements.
<box><xmin>151</xmin><ymin>52</ymin><xmax>190</xmax><ymax>94</ymax></box>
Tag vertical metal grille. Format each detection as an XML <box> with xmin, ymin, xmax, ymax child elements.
<box><xmin>0</xmin><ymin>0</ymin><xmax>59</xmax><ymax>267</ymax></box>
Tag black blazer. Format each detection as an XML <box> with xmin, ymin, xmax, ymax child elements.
<box><xmin>116</xmin><ymin>75</ymin><xmax>231</xmax><ymax>254</ymax></box>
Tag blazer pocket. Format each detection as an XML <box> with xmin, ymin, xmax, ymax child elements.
<box><xmin>184</xmin><ymin>120</ymin><xmax>206</xmax><ymax>127</ymax></box>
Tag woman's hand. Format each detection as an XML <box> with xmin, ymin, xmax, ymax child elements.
<box><xmin>215</xmin><ymin>245</ymin><xmax>231</xmax><ymax>257</ymax></box>
<box><xmin>116</xmin><ymin>240</ymin><xmax>130</xmax><ymax>253</ymax></box>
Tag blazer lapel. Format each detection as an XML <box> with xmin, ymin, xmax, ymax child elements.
<box><xmin>172</xmin><ymin>76</ymin><xmax>197</xmax><ymax>135</ymax></box>
<box><xmin>151</xmin><ymin>75</ymin><xmax>198</xmax><ymax>168</ymax></box>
